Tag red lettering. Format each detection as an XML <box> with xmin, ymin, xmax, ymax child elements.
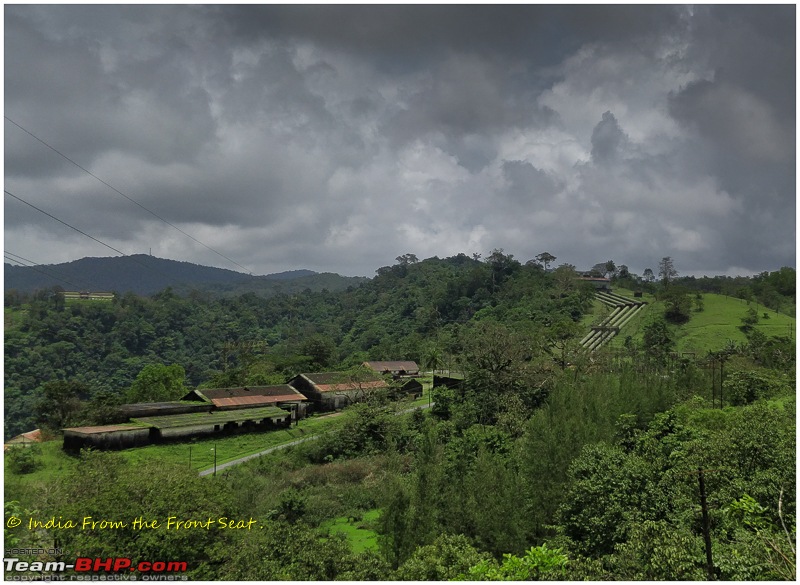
<box><xmin>94</xmin><ymin>558</ymin><xmax>114</xmax><ymax>571</ymax></box>
<box><xmin>166</xmin><ymin>561</ymin><xmax>188</xmax><ymax>572</ymax></box>
<box><xmin>113</xmin><ymin>558</ymin><xmax>132</xmax><ymax>571</ymax></box>
<box><xmin>74</xmin><ymin>558</ymin><xmax>93</xmax><ymax>572</ymax></box>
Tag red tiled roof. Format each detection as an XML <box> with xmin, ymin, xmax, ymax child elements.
<box><xmin>314</xmin><ymin>380</ymin><xmax>389</xmax><ymax>393</ymax></box>
<box><xmin>211</xmin><ymin>394</ymin><xmax>305</xmax><ymax>407</ymax></box>
<box><xmin>197</xmin><ymin>385</ymin><xmax>305</xmax><ymax>401</ymax></box>
<box><xmin>5</xmin><ymin>429</ymin><xmax>43</xmax><ymax>449</ymax></box>
<box><xmin>363</xmin><ymin>361</ymin><xmax>419</xmax><ymax>373</ymax></box>
<box><xmin>11</xmin><ymin>429</ymin><xmax>42</xmax><ymax>442</ymax></box>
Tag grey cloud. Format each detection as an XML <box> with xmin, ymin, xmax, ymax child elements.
<box><xmin>211</xmin><ymin>5</ymin><xmax>685</xmax><ymax>69</ymax></box>
<box><xmin>5</xmin><ymin>7</ymin><xmax>218</xmax><ymax>169</ymax></box>
<box><xmin>502</xmin><ymin>161</ymin><xmax>561</xmax><ymax>202</ymax></box>
<box><xmin>4</xmin><ymin>5</ymin><xmax>794</xmax><ymax>277</ymax></box>
<box><xmin>590</xmin><ymin>111</ymin><xmax>628</xmax><ymax>164</ymax></box>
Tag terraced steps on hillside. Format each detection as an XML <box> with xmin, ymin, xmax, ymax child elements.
<box><xmin>580</xmin><ymin>291</ymin><xmax>647</xmax><ymax>351</ymax></box>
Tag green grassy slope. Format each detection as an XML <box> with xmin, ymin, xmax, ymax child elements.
<box><xmin>675</xmin><ymin>294</ymin><xmax>795</xmax><ymax>354</ymax></box>
<box><xmin>604</xmin><ymin>289</ymin><xmax>795</xmax><ymax>354</ymax></box>
<box><xmin>4</xmin><ymin>412</ymin><xmax>351</xmax><ymax>507</ymax></box>
<box><xmin>4</xmin><ymin>391</ymin><xmax>434</xmax><ymax>506</ymax></box>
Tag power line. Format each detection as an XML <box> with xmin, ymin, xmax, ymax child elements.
<box><xmin>5</xmin><ymin>116</ymin><xmax>255</xmax><ymax>275</ymax></box>
<box><xmin>4</xmin><ymin>254</ymin><xmax>84</xmax><ymax>290</ymax></box>
<box><xmin>5</xmin><ymin>189</ymin><xmax>129</xmax><ymax>257</ymax></box>
<box><xmin>4</xmin><ymin>189</ymin><xmax>180</xmax><ymax>284</ymax></box>
<box><xmin>4</xmin><ymin>251</ymin><xmax>95</xmax><ymax>290</ymax></box>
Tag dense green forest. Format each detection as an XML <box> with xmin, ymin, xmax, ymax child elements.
<box><xmin>5</xmin><ymin>252</ymin><xmax>593</xmax><ymax>438</ymax></box>
<box><xmin>4</xmin><ymin>253</ymin><xmax>796</xmax><ymax>580</ymax></box>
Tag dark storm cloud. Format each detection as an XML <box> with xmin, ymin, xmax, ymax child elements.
<box><xmin>4</xmin><ymin>5</ymin><xmax>794</xmax><ymax>277</ymax></box>
<box><xmin>4</xmin><ymin>2</ymin><xmax>222</xmax><ymax>228</ymax></box>
<box><xmin>212</xmin><ymin>5</ymin><xmax>684</xmax><ymax>65</ymax></box>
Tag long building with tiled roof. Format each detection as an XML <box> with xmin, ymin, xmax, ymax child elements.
<box><xmin>182</xmin><ymin>385</ymin><xmax>307</xmax><ymax>412</ymax></box>
<box><xmin>288</xmin><ymin>371</ymin><xmax>389</xmax><ymax>411</ymax></box>
<box><xmin>362</xmin><ymin>360</ymin><xmax>420</xmax><ymax>377</ymax></box>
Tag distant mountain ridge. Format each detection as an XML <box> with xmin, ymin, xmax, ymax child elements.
<box><xmin>4</xmin><ymin>255</ymin><xmax>366</xmax><ymax>297</ymax></box>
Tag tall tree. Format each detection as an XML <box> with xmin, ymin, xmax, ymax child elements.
<box><xmin>395</xmin><ymin>253</ymin><xmax>419</xmax><ymax>266</ymax></box>
<box><xmin>536</xmin><ymin>252</ymin><xmax>557</xmax><ymax>271</ymax></box>
<box><xmin>643</xmin><ymin>268</ymin><xmax>655</xmax><ymax>283</ymax></box>
<box><xmin>662</xmin><ymin>286</ymin><xmax>692</xmax><ymax>324</ymax></box>
<box><xmin>486</xmin><ymin>249</ymin><xmax>521</xmax><ymax>291</ymax></box>
<box><xmin>642</xmin><ymin>318</ymin><xmax>674</xmax><ymax>362</ymax></box>
<box><xmin>126</xmin><ymin>363</ymin><xmax>187</xmax><ymax>403</ymax></box>
<box><xmin>658</xmin><ymin>257</ymin><xmax>678</xmax><ymax>287</ymax></box>
<box><xmin>34</xmin><ymin>380</ymin><xmax>88</xmax><ymax>431</ymax></box>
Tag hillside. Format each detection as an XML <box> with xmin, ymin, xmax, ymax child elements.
<box><xmin>179</xmin><ymin>271</ymin><xmax>369</xmax><ymax>299</ymax></box>
<box><xmin>3</xmin><ymin>253</ymin><xmax>589</xmax><ymax>437</ymax></box>
<box><xmin>601</xmin><ymin>289</ymin><xmax>796</xmax><ymax>354</ymax></box>
<box><xmin>4</xmin><ymin>255</ymin><xmax>365</xmax><ymax>297</ymax></box>
<box><xmin>3</xmin><ymin>255</ymin><xmax>796</xmax><ymax>581</ymax></box>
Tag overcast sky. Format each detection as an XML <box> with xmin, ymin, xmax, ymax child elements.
<box><xmin>4</xmin><ymin>5</ymin><xmax>796</xmax><ymax>278</ymax></box>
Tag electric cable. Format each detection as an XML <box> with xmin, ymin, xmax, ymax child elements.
<box><xmin>5</xmin><ymin>116</ymin><xmax>255</xmax><ymax>275</ymax></box>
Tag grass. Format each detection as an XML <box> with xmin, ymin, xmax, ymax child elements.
<box><xmin>120</xmin><ymin>411</ymin><xmax>351</xmax><ymax>471</ymax></box>
<box><xmin>5</xmin><ymin>393</ymin><xmax>431</xmax><ymax>492</ymax></box>
<box><xmin>4</xmin><ymin>306</ymin><xmax>27</xmax><ymax>330</ymax></box>
<box><xmin>674</xmin><ymin>294</ymin><xmax>795</xmax><ymax>354</ymax></box>
<box><xmin>320</xmin><ymin>508</ymin><xmax>381</xmax><ymax>553</ymax></box>
<box><xmin>4</xmin><ymin>441</ymin><xmax>76</xmax><ymax>486</ymax></box>
<box><xmin>3</xmin><ymin>410</ymin><xmax>353</xmax><ymax>499</ymax></box>
<box><xmin>603</xmin><ymin>290</ymin><xmax>795</xmax><ymax>355</ymax></box>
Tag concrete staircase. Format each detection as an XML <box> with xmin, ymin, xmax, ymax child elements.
<box><xmin>579</xmin><ymin>291</ymin><xmax>646</xmax><ymax>351</ymax></box>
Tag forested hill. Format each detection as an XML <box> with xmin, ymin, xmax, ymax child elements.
<box><xmin>4</xmin><ymin>252</ymin><xmax>593</xmax><ymax>437</ymax></box>
<box><xmin>4</xmin><ymin>253</ymin><xmax>796</xmax><ymax>580</ymax></box>
<box><xmin>4</xmin><ymin>254</ymin><xmax>365</xmax><ymax>297</ymax></box>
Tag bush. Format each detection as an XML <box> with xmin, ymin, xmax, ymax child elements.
<box><xmin>6</xmin><ymin>446</ymin><xmax>39</xmax><ymax>474</ymax></box>
<box><xmin>466</xmin><ymin>544</ymin><xmax>568</xmax><ymax>580</ymax></box>
<box><xmin>723</xmin><ymin>370</ymin><xmax>786</xmax><ymax>406</ymax></box>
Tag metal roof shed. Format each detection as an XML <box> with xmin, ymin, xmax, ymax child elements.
<box><xmin>63</xmin><ymin>424</ymin><xmax>152</xmax><ymax>452</ymax></box>
<box><xmin>131</xmin><ymin>406</ymin><xmax>292</xmax><ymax>441</ymax></box>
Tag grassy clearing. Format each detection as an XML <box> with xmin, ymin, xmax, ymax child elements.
<box><xmin>675</xmin><ymin>294</ymin><xmax>794</xmax><ymax>354</ymax></box>
<box><xmin>5</xmin><ymin>307</ymin><xmax>27</xmax><ymax>330</ymax></box>
<box><xmin>4</xmin><ymin>440</ymin><xmax>75</xmax><ymax>486</ymax></box>
<box><xmin>4</xmin><ymin>441</ymin><xmax>77</xmax><ymax>510</ymax></box>
<box><xmin>5</xmin><ymin>396</ymin><xmax>428</xmax><ymax>492</ymax></box>
<box><xmin>605</xmin><ymin>291</ymin><xmax>795</xmax><ymax>354</ymax></box>
<box><xmin>321</xmin><ymin>508</ymin><xmax>381</xmax><ymax>553</ymax></box>
<box><xmin>3</xmin><ymin>410</ymin><xmax>353</xmax><ymax>498</ymax></box>
<box><xmin>120</xmin><ymin>412</ymin><xmax>352</xmax><ymax>471</ymax></box>
<box><xmin>579</xmin><ymin>298</ymin><xmax>607</xmax><ymax>329</ymax></box>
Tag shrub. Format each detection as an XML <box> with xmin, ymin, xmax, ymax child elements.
<box><xmin>723</xmin><ymin>370</ymin><xmax>786</xmax><ymax>406</ymax></box>
<box><xmin>6</xmin><ymin>446</ymin><xmax>39</xmax><ymax>474</ymax></box>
